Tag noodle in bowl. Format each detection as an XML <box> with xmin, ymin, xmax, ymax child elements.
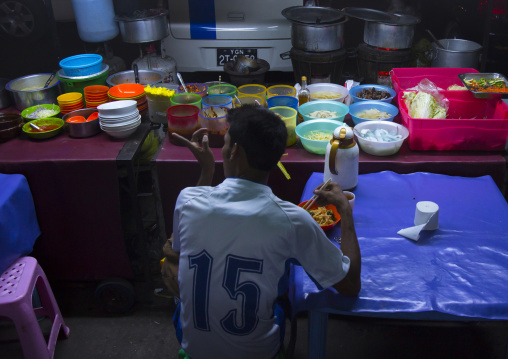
<box><xmin>298</xmin><ymin>201</ymin><xmax>341</xmax><ymax>231</ymax></box>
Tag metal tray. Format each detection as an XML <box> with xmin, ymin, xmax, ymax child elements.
<box><xmin>458</xmin><ymin>73</ymin><xmax>508</xmax><ymax>99</ymax></box>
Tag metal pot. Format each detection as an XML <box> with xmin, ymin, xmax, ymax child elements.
<box><xmin>106</xmin><ymin>69</ymin><xmax>166</xmax><ymax>87</ymax></box>
<box><xmin>5</xmin><ymin>74</ymin><xmax>61</xmax><ymax>111</ymax></box>
<box><xmin>343</xmin><ymin>8</ymin><xmax>420</xmax><ymax>49</ymax></box>
<box><xmin>115</xmin><ymin>10</ymin><xmax>169</xmax><ymax>43</ymax></box>
<box><xmin>430</xmin><ymin>39</ymin><xmax>482</xmax><ymax>69</ymax></box>
<box><xmin>282</xmin><ymin>6</ymin><xmax>347</xmax><ymax>52</ymax></box>
<box><xmin>364</xmin><ymin>19</ymin><xmax>416</xmax><ymax>49</ymax></box>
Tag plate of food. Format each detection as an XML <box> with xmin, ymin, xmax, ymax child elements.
<box><xmin>458</xmin><ymin>73</ymin><xmax>508</xmax><ymax>98</ymax></box>
<box><xmin>298</xmin><ymin>201</ymin><xmax>341</xmax><ymax>231</ymax></box>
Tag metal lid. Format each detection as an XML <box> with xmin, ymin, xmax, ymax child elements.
<box><xmin>282</xmin><ymin>6</ymin><xmax>345</xmax><ymax>25</ymax></box>
<box><xmin>391</xmin><ymin>13</ymin><xmax>421</xmax><ymax>26</ymax></box>
<box><xmin>342</xmin><ymin>7</ymin><xmax>400</xmax><ymax>24</ymax></box>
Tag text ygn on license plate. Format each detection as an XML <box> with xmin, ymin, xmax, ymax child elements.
<box><xmin>217</xmin><ymin>49</ymin><xmax>257</xmax><ymax>66</ymax></box>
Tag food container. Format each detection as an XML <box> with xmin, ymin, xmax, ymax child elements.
<box><xmin>267</xmin><ymin>85</ymin><xmax>296</xmax><ymax>98</ymax></box>
<box><xmin>167</xmin><ymin>105</ymin><xmax>200</xmax><ymax>143</ymax></box>
<box><xmin>147</xmin><ymin>95</ymin><xmax>172</xmax><ymax>124</ymax></box>
<box><xmin>170</xmin><ymin>93</ymin><xmax>202</xmax><ymax>109</ymax></box>
<box><xmin>0</xmin><ymin>113</ymin><xmax>22</xmax><ymax>130</ymax></box>
<box><xmin>349</xmin><ymin>84</ymin><xmax>396</xmax><ymax>104</ymax></box>
<box><xmin>207</xmin><ymin>84</ymin><xmax>237</xmax><ymax>97</ymax></box>
<box><xmin>115</xmin><ymin>9</ymin><xmax>169</xmax><ymax>43</ymax></box>
<box><xmin>353</xmin><ymin>121</ymin><xmax>409</xmax><ymax>156</ymax></box>
<box><xmin>177</xmin><ymin>83</ymin><xmax>208</xmax><ymax>98</ymax></box>
<box><xmin>62</xmin><ymin>108</ymin><xmax>101</xmax><ymax>138</ymax></box>
<box><xmin>430</xmin><ymin>39</ymin><xmax>482</xmax><ymax>69</ymax></box>
<box><xmin>458</xmin><ymin>72</ymin><xmax>508</xmax><ymax>99</ymax></box>
<box><xmin>5</xmin><ymin>74</ymin><xmax>61</xmax><ymax>111</ymax></box>
<box><xmin>22</xmin><ymin>118</ymin><xmax>64</xmax><ymax>140</ymax></box>
<box><xmin>269</xmin><ymin>106</ymin><xmax>297</xmax><ymax>146</ymax></box>
<box><xmin>297</xmin><ymin>201</ymin><xmax>340</xmax><ymax>231</ymax></box>
<box><xmin>267</xmin><ymin>96</ymin><xmax>298</xmax><ymax>111</ymax></box>
<box><xmin>349</xmin><ymin>101</ymin><xmax>399</xmax><ymax>126</ymax></box>
<box><xmin>237</xmin><ymin>84</ymin><xmax>267</xmax><ymax>98</ymax></box>
<box><xmin>56</xmin><ymin>64</ymin><xmax>110</xmax><ymax>98</ymax></box>
<box><xmin>298</xmin><ymin>100</ymin><xmax>349</xmax><ymax>122</ymax></box>
<box><xmin>198</xmin><ymin>106</ymin><xmax>229</xmax><ymax>147</ymax></box>
<box><xmin>0</xmin><ymin>123</ymin><xmax>22</xmax><ymax>142</ymax></box>
<box><xmin>295</xmin><ymin>119</ymin><xmax>342</xmax><ymax>155</ymax></box>
<box><xmin>398</xmin><ymin>91</ymin><xmax>508</xmax><ymax>151</ymax></box>
<box><xmin>232</xmin><ymin>94</ymin><xmax>266</xmax><ymax>108</ymax></box>
<box><xmin>308</xmin><ymin>83</ymin><xmax>348</xmax><ymax>103</ymax></box>
<box><xmin>202</xmin><ymin>95</ymin><xmax>233</xmax><ymax>109</ymax></box>
<box><xmin>106</xmin><ymin>69</ymin><xmax>165</xmax><ymax>87</ymax></box>
<box><xmin>59</xmin><ymin>54</ymin><xmax>103</xmax><ymax>77</ymax></box>
<box><xmin>21</xmin><ymin>104</ymin><xmax>61</xmax><ymax>122</ymax></box>
<box><xmin>282</xmin><ymin>6</ymin><xmax>347</xmax><ymax>52</ymax></box>
<box><xmin>391</xmin><ymin>67</ymin><xmax>479</xmax><ymax>94</ymax></box>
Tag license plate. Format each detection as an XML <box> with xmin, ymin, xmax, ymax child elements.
<box><xmin>217</xmin><ymin>48</ymin><xmax>257</xmax><ymax>66</ymax></box>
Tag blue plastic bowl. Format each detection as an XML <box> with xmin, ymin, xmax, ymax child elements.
<box><xmin>349</xmin><ymin>84</ymin><xmax>396</xmax><ymax>104</ymax></box>
<box><xmin>202</xmin><ymin>95</ymin><xmax>233</xmax><ymax>109</ymax></box>
<box><xmin>59</xmin><ymin>54</ymin><xmax>103</xmax><ymax>77</ymax></box>
<box><xmin>267</xmin><ymin>95</ymin><xmax>299</xmax><ymax>111</ymax></box>
<box><xmin>295</xmin><ymin>119</ymin><xmax>346</xmax><ymax>155</ymax></box>
<box><xmin>349</xmin><ymin>100</ymin><xmax>399</xmax><ymax>126</ymax></box>
<box><xmin>298</xmin><ymin>100</ymin><xmax>349</xmax><ymax>122</ymax></box>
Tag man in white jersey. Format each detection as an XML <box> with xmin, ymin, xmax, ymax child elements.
<box><xmin>162</xmin><ymin>105</ymin><xmax>361</xmax><ymax>359</ymax></box>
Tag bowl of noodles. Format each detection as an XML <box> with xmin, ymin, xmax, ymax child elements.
<box><xmin>308</xmin><ymin>83</ymin><xmax>349</xmax><ymax>103</ymax></box>
<box><xmin>298</xmin><ymin>100</ymin><xmax>349</xmax><ymax>122</ymax></box>
<box><xmin>348</xmin><ymin>100</ymin><xmax>399</xmax><ymax>126</ymax></box>
<box><xmin>298</xmin><ymin>201</ymin><xmax>341</xmax><ymax>231</ymax></box>
<box><xmin>295</xmin><ymin>119</ymin><xmax>346</xmax><ymax>155</ymax></box>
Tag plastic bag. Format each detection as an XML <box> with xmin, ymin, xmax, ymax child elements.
<box><xmin>414</xmin><ymin>78</ymin><xmax>450</xmax><ymax>112</ymax></box>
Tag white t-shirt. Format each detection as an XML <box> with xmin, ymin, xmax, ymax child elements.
<box><xmin>173</xmin><ymin>178</ymin><xmax>350</xmax><ymax>359</ymax></box>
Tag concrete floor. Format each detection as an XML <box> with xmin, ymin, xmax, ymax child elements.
<box><xmin>2</xmin><ymin>275</ymin><xmax>508</xmax><ymax>359</ymax></box>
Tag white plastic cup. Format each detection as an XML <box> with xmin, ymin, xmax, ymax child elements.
<box><xmin>343</xmin><ymin>191</ymin><xmax>355</xmax><ymax>211</ymax></box>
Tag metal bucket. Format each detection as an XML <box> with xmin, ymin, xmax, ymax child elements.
<box><xmin>115</xmin><ymin>10</ymin><xmax>169</xmax><ymax>43</ymax></box>
<box><xmin>430</xmin><ymin>39</ymin><xmax>482</xmax><ymax>69</ymax></box>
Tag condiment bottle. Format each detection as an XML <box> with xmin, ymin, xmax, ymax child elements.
<box><xmin>324</xmin><ymin>126</ymin><xmax>359</xmax><ymax>191</ymax></box>
<box><xmin>297</xmin><ymin>76</ymin><xmax>310</xmax><ymax>124</ymax></box>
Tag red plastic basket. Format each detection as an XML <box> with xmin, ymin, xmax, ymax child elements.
<box><xmin>398</xmin><ymin>91</ymin><xmax>508</xmax><ymax>151</ymax></box>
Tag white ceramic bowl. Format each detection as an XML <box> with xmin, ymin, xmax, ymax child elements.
<box><xmin>308</xmin><ymin>83</ymin><xmax>349</xmax><ymax>103</ymax></box>
<box><xmin>101</xmin><ymin>119</ymin><xmax>141</xmax><ymax>132</ymax></box>
<box><xmin>97</xmin><ymin>100</ymin><xmax>138</xmax><ymax>116</ymax></box>
<box><xmin>98</xmin><ymin>109</ymin><xmax>139</xmax><ymax>120</ymax></box>
<box><xmin>102</xmin><ymin>123</ymin><xmax>141</xmax><ymax>138</ymax></box>
<box><xmin>353</xmin><ymin>121</ymin><xmax>409</xmax><ymax>156</ymax></box>
<box><xmin>100</xmin><ymin>115</ymin><xmax>141</xmax><ymax>127</ymax></box>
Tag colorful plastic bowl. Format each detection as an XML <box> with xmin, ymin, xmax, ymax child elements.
<box><xmin>108</xmin><ymin>83</ymin><xmax>145</xmax><ymax>99</ymax></box>
<box><xmin>295</xmin><ymin>119</ymin><xmax>344</xmax><ymax>155</ymax></box>
<box><xmin>349</xmin><ymin>84</ymin><xmax>396</xmax><ymax>104</ymax></box>
<box><xmin>22</xmin><ymin>118</ymin><xmax>64</xmax><ymax>139</ymax></box>
<box><xmin>298</xmin><ymin>100</ymin><xmax>349</xmax><ymax>122</ymax></box>
<box><xmin>21</xmin><ymin>104</ymin><xmax>61</xmax><ymax>122</ymax></box>
<box><xmin>297</xmin><ymin>201</ymin><xmax>341</xmax><ymax>231</ymax></box>
<box><xmin>349</xmin><ymin>101</ymin><xmax>399</xmax><ymax>126</ymax></box>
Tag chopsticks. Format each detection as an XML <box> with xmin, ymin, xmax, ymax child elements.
<box><xmin>302</xmin><ymin>178</ymin><xmax>332</xmax><ymax>211</ymax></box>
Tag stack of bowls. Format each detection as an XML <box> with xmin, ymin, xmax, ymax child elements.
<box><xmin>108</xmin><ymin>84</ymin><xmax>148</xmax><ymax>116</ymax></box>
<box><xmin>58</xmin><ymin>92</ymin><xmax>85</xmax><ymax>114</ymax></box>
<box><xmin>97</xmin><ymin>100</ymin><xmax>141</xmax><ymax>139</ymax></box>
<box><xmin>84</xmin><ymin>85</ymin><xmax>110</xmax><ymax>108</ymax></box>
<box><xmin>0</xmin><ymin>113</ymin><xmax>23</xmax><ymax>142</ymax></box>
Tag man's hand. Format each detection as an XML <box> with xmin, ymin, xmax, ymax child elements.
<box><xmin>312</xmin><ymin>181</ymin><xmax>351</xmax><ymax>215</ymax></box>
<box><xmin>171</xmin><ymin>128</ymin><xmax>215</xmax><ymax>186</ymax></box>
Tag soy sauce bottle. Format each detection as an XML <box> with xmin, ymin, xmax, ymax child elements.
<box><xmin>297</xmin><ymin>76</ymin><xmax>310</xmax><ymax>124</ymax></box>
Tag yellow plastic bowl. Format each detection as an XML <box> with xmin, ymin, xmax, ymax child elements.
<box><xmin>269</xmin><ymin>106</ymin><xmax>297</xmax><ymax>147</ymax></box>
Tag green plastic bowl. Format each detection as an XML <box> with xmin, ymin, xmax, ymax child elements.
<box><xmin>21</xmin><ymin>104</ymin><xmax>61</xmax><ymax>122</ymax></box>
<box><xmin>295</xmin><ymin>119</ymin><xmax>346</xmax><ymax>155</ymax></box>
<box><xmin>298</xmin><ymin>100</ymin><xmax>349</xmax><ymax>122</ymax></box>
<box><xmin>22</xmin><ymin>118</ymin><xmax>64</xmax><ymax>139</ymax></box>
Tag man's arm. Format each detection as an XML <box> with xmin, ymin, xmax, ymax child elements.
<box><xmin>313</xmin><ymin>182</ymin><xmax>361</xmax><ymax>296</ymax></box>
<box><xmin>162</xmin><ymin>235</ymin><xmax>180</xmax><ymax>298</ymax></box>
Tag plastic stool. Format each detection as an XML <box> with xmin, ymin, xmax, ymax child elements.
<box><xmin>0</xmin><ymin>256</ymin><xmax>69</xmax><ymax>359</ymax></box>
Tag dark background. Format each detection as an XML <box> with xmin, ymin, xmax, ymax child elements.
<box><xmin>0</xmin><ymin>0</ymin><xmax>506</xmax><ymax>82</ymax></box>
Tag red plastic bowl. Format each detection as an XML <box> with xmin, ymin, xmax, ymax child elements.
<box><xmin>298</xmin><ymin>201</ymin><xmax>341</xmax><ymax>231</ymax></box>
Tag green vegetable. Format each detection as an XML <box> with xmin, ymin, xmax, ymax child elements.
<box><xmin>403</xmin><ymin>91</ymin><xmax>447</xmax><ymax>119</ymax></box>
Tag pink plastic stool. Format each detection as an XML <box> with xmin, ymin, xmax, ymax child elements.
<box><xmin>0</xmin><ymin>256</ymin><xmax>70</xmax><ymax>359</ymax></box>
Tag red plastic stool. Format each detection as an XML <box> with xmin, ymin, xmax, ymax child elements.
<box><xmin>0</xmin><ymin>256</ymin><xmax>70</xmax><ymax>359</ymax></box>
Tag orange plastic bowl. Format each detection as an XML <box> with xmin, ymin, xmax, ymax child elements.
<box><xmin>298</xmin><ymin>201</ymin><xmax>340</xmax><ymax>231</ymax></box>
<box><xmin>108</xmin><ymin>83</ymin><xmax>145</xmax><ymax>99</ymax></box>
<box><xmin>66</xmin><ymin>116</ymin><xmax>86</xmax><ymax>123</ymax></box>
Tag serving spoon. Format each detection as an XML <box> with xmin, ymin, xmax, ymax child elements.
<box><xmin>177</xmin><ymin>73</ymin><xmax>188</xmax><ymax>93</ymax></box>
<box><xmin>426</xmin><ymin>29</ymin><xmax>446</xmax><ymax>49</ymax></box>
<box><xmin>30</xmin><ymin>122</ymin><xmax>43</xmax><ymax>132</ymax></box>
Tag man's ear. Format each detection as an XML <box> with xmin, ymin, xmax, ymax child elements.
<box><xmin>230</xmin><ymin>142</ymin><xmax>239</xmax><ymax>160</ymax></box>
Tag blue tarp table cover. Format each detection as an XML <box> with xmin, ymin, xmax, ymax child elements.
<box><xmin>290</xmin><ymin>171</ymin><xmax>508</xmax><ymax>320</ymax></box>
<box><xmin>0</xmin><ymin>173</ymin><xmax>40</xmax><ymax>272</ymax></box>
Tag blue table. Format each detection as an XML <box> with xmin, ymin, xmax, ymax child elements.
<box><xmin>0</xmin><ymin>173</ymin><xmax>40</xmax><ymax>272</ymax></box>
<box><xmin>289</xmin><ymin>171</ymin><xmax>508</xmax><ymax>359</ymax></box>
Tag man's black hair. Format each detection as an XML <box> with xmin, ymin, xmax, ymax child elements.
<box><xmin>226</xmin><ymin>105</ymin><xmax>288</xmax><ymax>172</ymax></box>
